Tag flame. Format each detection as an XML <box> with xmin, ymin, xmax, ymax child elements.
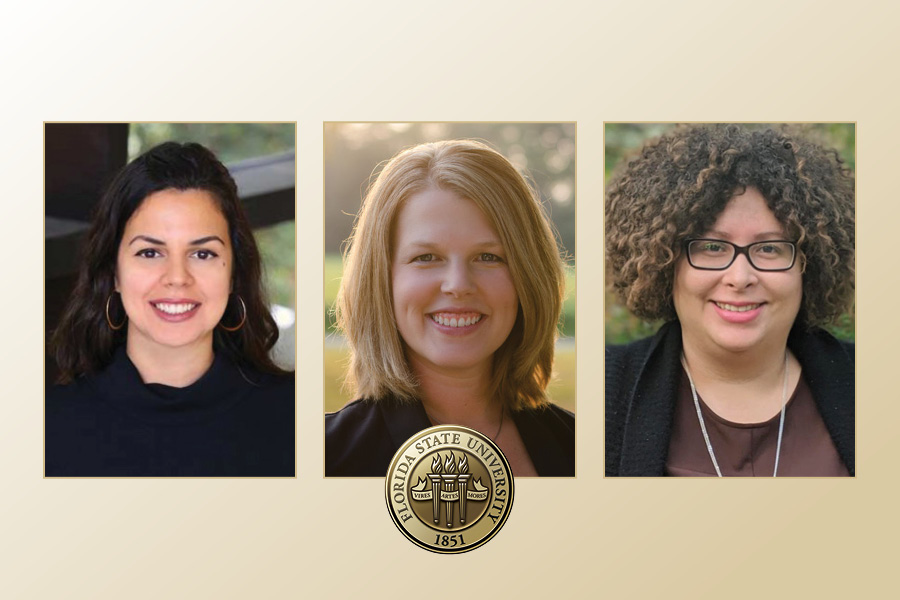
<box><xmin>458</xmin><ymin>454</ymin><xmax>469</xmax><ymax>474</ymax></box>
<box><xmin>444</xmin><ymin>452</ymin><xmax>456</xmax><ymax>474</ymax></box>
<box><xmin>431</xmin><ymin>454</ymin><xmax>442</xmax><ymax>474</ymax></box>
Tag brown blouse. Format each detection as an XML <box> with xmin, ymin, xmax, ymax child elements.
<box><xmin>666</xmin><ymin>369</ymin><xmax>849</xmax><ymax>477</ymax></box>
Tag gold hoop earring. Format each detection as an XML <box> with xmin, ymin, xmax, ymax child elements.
<box><xmin>105</xmin><ymin>293</ymin><xmax>126</xmax><ymax>330</ymax></box>
<box><xmin>219</xmin><ymin>295</ymin><xmax>246</xmax><ymax>332</ymax></box>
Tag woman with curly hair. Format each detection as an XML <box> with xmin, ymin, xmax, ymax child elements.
<box><xmin>326</xmin><ymin>140</ymin><xmax>574</xmax><ymax>477</ymax></box>
<box><xmin>47</xmin><ymin>142</ymin><xmax>294</xmax><ymax>476</ymax></box>
<box><xmin>605</xmin><ymin>124</ymin><xmax>854</xmax><ymax>477</ymax></box>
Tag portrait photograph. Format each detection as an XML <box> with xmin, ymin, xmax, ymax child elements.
<box><xmin>604</xmin><ymin>123</ymin><xmax>855</xmax><ymax>477</ymax></box>
<box><xmin>44</xmin><ymin>122</ymin><xmax>297</xmax><ymax>477</ymax></box>
<box><xmin>323</xmin><ymin>122</ymin><xmax>576</xmax><ymax>477</ymax></box>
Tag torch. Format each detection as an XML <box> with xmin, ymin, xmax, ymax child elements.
<box><xmin>441</xmin><ymin>452</ymin><xmax>458</xmax><ymax>527</ymax></box>
<box><xmin>428</xmin><ymin>454</ymin><xmax>442</xmax><ymax>524</ymax></box>
<box><xmin>457</xmin><ymin>454</ymin><xmax>472</xmax><ymax>524</ymax></box>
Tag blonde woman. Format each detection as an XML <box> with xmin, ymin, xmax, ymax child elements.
<box><xmin>326</xmin><ymin>140</ymin><xmax>574</xmax><ymax>477</ymax></box>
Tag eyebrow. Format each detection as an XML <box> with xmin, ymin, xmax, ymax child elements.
<box><xmin>705</xmin><ymin>230</ymin><xmax>787</xmax><ymax>240</ymax></box>
<box><xmin>128</xmin><ymin>235</ymin><xmax>226</xmax><ymax>246</ymax></box>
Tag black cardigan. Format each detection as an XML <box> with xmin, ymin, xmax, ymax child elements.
<box><xmin>605</xmin><ymin>321</ymin><xmax>855</xmax><ymax>476</ymax></box>
<box><xmin>46</xmin><ymin>346</ymin><xmax>295</xmax><ymax>477</ymax></box>
<box><xmin>326</xmin><ymin>399</ymin><xmax>575</xmax><ymax>477</ymax></box>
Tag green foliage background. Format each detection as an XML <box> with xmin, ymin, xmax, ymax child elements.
<box><xmin>129</xmin><ymin>123</ymin><xmax>295</xmax><ymax>163</ymax></box>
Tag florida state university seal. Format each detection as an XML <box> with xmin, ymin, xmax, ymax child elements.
<box><xmin>385</xmin><ymin>424</ymin><xmax>514</xmax><ymax>554</ymax></box>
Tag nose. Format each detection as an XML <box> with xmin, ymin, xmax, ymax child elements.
<box><xmin>162</xmin><ymin>256</ymin><xmax>193</xmax><ymax>287</ymax></box>
<box><xmin>722</xmin><ymin>253</ymin><xmax>758</xmax><ymax>288</ymax></box>
<box><xmin>440</xmin><ymin>260</ymin><xmax>476</xmax><ymax>297</ymax></box>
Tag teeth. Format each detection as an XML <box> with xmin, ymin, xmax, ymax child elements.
<box><xmin>431</xmin><ymin>313</ymin><xmax>482</xmax><ymax>328</ymax></box>
<box><xmin>154</xmin><ymin>302</ymin><xmax>197</xmax><ymax>315</ymax></box>
<box><xmin>715</xmin><ymin>302</ymin><xmax>760</xmax><ymax>313</ymax></box>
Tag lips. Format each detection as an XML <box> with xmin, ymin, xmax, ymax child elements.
<box><xmin>429</xmin><ymin>311</ymin><xmax>484</xmax><ymax>329</ymax></box>
<box><xmin>153</xmin><ymin>302</ymin><xmax>198</xmax><ymax>315</ymax></box>
<box><xmin>711</xmin><ymin>300</ymin><xmax>764</xmax><ymax>324</ymax></box>
<box><xmin>150</xmin><ymin>300</ymin><xmax>201</xmax><ymax>321</ymax></box>
<box><xmin>714</xmin><ymin>301</ymin><xmax>762</xmax><ymax>313</ymax></box>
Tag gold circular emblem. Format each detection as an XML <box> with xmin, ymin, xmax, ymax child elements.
<box><xmin>385</xmin><ymin>424</ymin><xmax>514</xmax><ymax>554</ymax></box>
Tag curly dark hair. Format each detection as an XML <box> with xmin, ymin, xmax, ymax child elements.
<box><xmin>605</xmin><ymin>124</ymin><xmax>855</xmax><ymax>327</ymax></box>
<box><xmin>52</xmin><ymin>141</ymin><xmax>287</xmax><ymax>383</ymax></box>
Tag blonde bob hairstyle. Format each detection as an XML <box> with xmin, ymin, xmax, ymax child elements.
<box><xmin>335</xmin><ymin>139</ymin><xmax>565</xmax><ymax>411</ymax></box>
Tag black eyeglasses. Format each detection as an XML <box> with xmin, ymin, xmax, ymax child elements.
<box><xmin>684</xmin><ymin>239</ymin><xmax>797</xmax><ymax>271</ymax></box>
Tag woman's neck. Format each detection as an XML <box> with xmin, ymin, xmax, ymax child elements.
<box><xmin>126</xmin><ymin>338</ymin><xmax>215</xmax><ymax>387</ymax></box>
<box><xmin>679</xmin><ymin>327</ymin><xmax>799</xmax><ymax>423</ymax></box>
<box><xmin>680</xmin><ymin>328</ymin><xmax>788</xmax><ymax>384</ymax></box>
<box><xmin>411</xmin><ymin>359</ymin><xmax>503</xmax><ymax>433</ymax></box>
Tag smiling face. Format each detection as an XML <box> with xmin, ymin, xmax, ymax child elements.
<box><xmin>116</xmin><ymin>188</ymin><xmax>232</xmax><ymax>358</ymax></box>
<box><xmin>673</xmin><ymin>186</ymin><xmax>803</xmax><ymax>356</ymax></box>
<box><xmin>391</xmin><ymin>187</ymin><xmax>519</xmax><ymax>380</ymax></box>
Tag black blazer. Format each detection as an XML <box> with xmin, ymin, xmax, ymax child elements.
<box><xmin>326</xmin><ymin>398</ymin><xmax>575</xmax><ymax>477</ymax></box>
<box><xmin>605</xmin><ymin>321</ymin><xmax>855</xmax><ymax>476</ymax></box>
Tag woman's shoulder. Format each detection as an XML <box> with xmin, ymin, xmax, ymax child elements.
<box><xmin>46</xmin><ymin>373</ymin><xmax>101</xmax><ymax>415</ymax></box>
<box><xmin>326</xmin><ymin>398</ymin><xmax>407</xmax><ymax>445</ymax></box>
<box><xmin>519</xmin><ymin>402</ymin><xmax>574</xmax><ymax>431</ymax></box>
<box><xmin>219</xmin><ymin>365</ymin><xmax>295</xmax><ymax>434</ymax></box>
<box><xmin>45</xmin><ymin>375</ymin><xmax>112</xmax><ymax>476</ymax></box>
<box><xmin>605</xmin><ymin>322</ymin><xmax>680</xmax><ymax>387</ymax></box>
<box><xmin>789</xmin><ymin>326</ymin><xmax>855</xmax><ymax>365</ymax></box>
<box><xmin>326</xmin><ymin>398</ymin><xmax>378</xmax><ymax>425</ymax></box>
<box><xmin>325</xmin><ymin>399</ymin><xmax>402</xmax><ymax>477</ymax></box>
<box><xmin>514</xmin><ymin>403</ymin><xmax>575</xmax><ymax>476</ymax></box>
<box><xmin>519</xmin><ymin>403</ymin><xmax>575</xmax><ymax>449</ymax></box>
<box><xmin>242</xmin><ymin>367</ymin><xmax>295</xmax><ymax>400</ymax></box>
<box><xmin>842</xmin><ymin>340</ymin><xmax>855</xmax><ymax>362</ymax></box>
<box><xmin>606</xmin><ymin>322</ymin><xmax>676</xmax><ymax>361</ymax></box>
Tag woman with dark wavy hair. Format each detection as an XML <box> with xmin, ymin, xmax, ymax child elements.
<box><xmin>47</xmin><ymin>142</ymin><xmax>294</xmax><ymax>476</ymax></box>
<box><xmin>605</xmin><ymin>124</ymin><xmax>854</xmax><ymax>477</ymax></box>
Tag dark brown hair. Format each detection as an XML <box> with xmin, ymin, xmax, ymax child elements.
<box><xmin>52</xmin><ymin>142</ymin><xmax>286</xmax><ymax>383</ymax></box>
<box><xmin>605</xmin><ymin>124</ymin><xmax>854</xmax><ymax>327</ymax></box>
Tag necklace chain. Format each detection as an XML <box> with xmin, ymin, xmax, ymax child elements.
<box><xmin>680</xmin><ymin>352</ymin><xmax>788</xmax><ymax>477</ymax></box>
<box><xmin>425</xmin><ymin>406</ymin><xmax>505</xmax><ymax>441</ymax></box>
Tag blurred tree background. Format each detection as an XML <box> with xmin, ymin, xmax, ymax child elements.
<box><xmin>604</xmin><ymin>123</ymin><xmax>856</xmax><ymax>344</ymax></box>
<box><xmin>325</xmin><ymin>123</ymin><xmax>576</xmax><ymax>413</ymax></box>
<box><xmin>129</xmin><ymin>123</ymin><xmax>296</xmax><ymax>163</ymax></box>
<box><xmin>129</xmin><ymin>123</ymin><xmax>296</xmax><ymax>314</ymax></box>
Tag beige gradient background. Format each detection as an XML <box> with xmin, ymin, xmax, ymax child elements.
<box><xmin>5</xmin><ymin>1</ymin><xmax>896</xmax><ymax>598</ymax></box>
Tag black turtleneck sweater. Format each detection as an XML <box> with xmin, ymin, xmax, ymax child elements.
<box><xmin>46</xmin><ymin>347</ymin><xmax>295</xmax><ymax>477</ymax></box>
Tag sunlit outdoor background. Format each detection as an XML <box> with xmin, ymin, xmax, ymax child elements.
<box><xmin>324</xmin><ymin>123</ymin><xmax>576</xmax><ymax>413</ymax></box>
<box><xmin>604</xmin><ymin>123</ymin><xmax>856</xmax><ymax>345</ymax></box>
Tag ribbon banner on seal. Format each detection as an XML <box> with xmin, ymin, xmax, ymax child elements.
<box><xmin>409</xmin><ymin>452</ymin><xmax>490</xmax><ymax>528</ymax></box>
